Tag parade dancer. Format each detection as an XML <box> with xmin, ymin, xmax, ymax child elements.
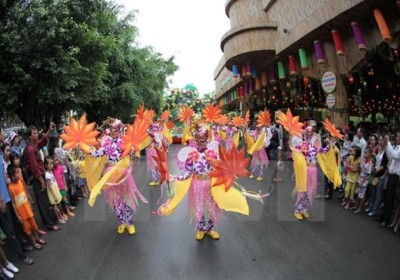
<box><xmin>146</xmin><ymin>122</ymin><xmax>163</xmax><ymax>186</ymax></box>
<box><xmin>90</xmin><ymin>119</ymin><xmax>148</xmax><ymax>235</ymax></box>
<box><xmin>221</xmin><ymin>121</ymin><xmax>238</xmax><ymax>150</ymax></box>
<box><xmin>171</xmin><ymin>124</ymin><xmax>222</xmax><ymax>240</ymax></box>
<box><xmin>247</xmin><ymin>109</ymin><xmax>272</xmax><ymax>181</ymax></box>
<box><xmin>278</xmin><ymin>111</ymin><xmax>342</xmax><ymax>221</ymax></box>
<box><xmin>248</xmin><ymin>127</ymin><xmax>270</xmax><ymax>181</ymax></box>
<box><xmin>291</xmin><ymin>125</ymin><xmax>331</xmax><ymax>219</ymax></box>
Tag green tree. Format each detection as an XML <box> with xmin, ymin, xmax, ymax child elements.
<box><xmin>0</xmin><ymin>0</ymin><xmax>177</xmax><ymax>127</ymax></box>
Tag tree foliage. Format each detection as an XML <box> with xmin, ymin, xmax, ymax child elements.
<box><xmin>0</xmin><ymin>0</ymin><xmax>177</xmax><ymax>128</ymax></box>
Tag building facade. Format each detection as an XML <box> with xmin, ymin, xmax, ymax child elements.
<box><xmin>214</xmin><ymin>0</ymin><xmax>400</xmax><ymax>127</ymax></box>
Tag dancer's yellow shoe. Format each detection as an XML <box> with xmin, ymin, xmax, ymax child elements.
<box><xmin>117</xmin><ymin>224</ymin><xmax>127</xmax><ymax>234</ymax></box>
<box><xmin>207</xmin><ymin>231</ymin><xmax>220</xmax><ymax>240</ymax></box>
<box><xmin>256</xmin><ymin>177</ymin><xmax>263</xmax><ymax>181</ymax></box>
<box><xmin>195</xmin><ymin>231</ymin><xmax>205</xmax><ymax>241</ymax></box>
<box><xmin>149</xmin><ymin>181</ymin><xmax>160</xmax><ymax>186</ymax></box>
<box><xmin>127</xmin><ymin>224</ymin><xmax>136</xmax><ymax>235</ymax></box>
<box><xmin>249</xmin><ymin>175</ymin><xmax>254</xmax><ymax>179</ymax></box>
<box><xmin>301</xmin><ymin>211</ymin><xmax>309</xmax><ymax>218</ymax></box>
<box><xmin>294</xmin><ymin>212</ymin><xmax>303</xmax><ymax>220</ymax></box>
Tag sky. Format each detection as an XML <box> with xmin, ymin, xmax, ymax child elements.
<box><xmin>115</xmin><ymin>0</ymin><xmax>230</xmax><ymax>94</ymax></box>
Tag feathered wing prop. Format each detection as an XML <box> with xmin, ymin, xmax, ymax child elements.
<box><xmin>202</xmin><ymin>103</ymin><xmax>222</xmax><ymax>123</ymax></box>
<box><xmin>165</xmin><ymin>120</ymin><xmax>175</xmax><ymax>130</ymax></box>
<box><xmin>208</xmin><ymin>145</ymin><xmax>267</xmax><ymax>214</ymax></box>
<box><xmin>152</xmin><ymin>144</ymin><xmax>169</xmax><ymax>184</ymax></box>
<box><xmin>137</xmin><ymin>104</ymin><xmax>155</xmax><ymax>121</ymax></box>
<box><xmin>256</xmin><ymin>108</ymin><xmax>271</xmax><ymax>127</ymax></box>
<box><xmin>322</xmin><ymin>118</ymin><xmax>344</xmax><ymax>140</ymax></box>
<box><xmin>208</xmin><ymin>145</ymin><xmax>250</xmax><ymax>192</ymax></box>
<box><xmin>160</xmin><ymin>110</ymin><xmax>171</xmax><ymax>122</ymax></box>
<box><xmin>121</xmin><ymin>107</ymin><xmax>153</xmax><ymax>157</ymax></box>
<box><xmin>216</xmin><ymin>114</ymin><xmax>229</xmax><ymax>125</ymax></box>
<box><xmin>276</xmin><ymin>108</ymin><xmax>304</xmax><ymax>138</ymax></box>
<box><xmin>244</xmin><ymin>111</ymin><xmax>250</xmax><ymax>126</ymax></box>
<box><xmin>178</xmin><ymin>105</ymin><xmax>194</xmax><ymax>124</ymax></box>
<box><xmin>60</xmin><ymin>114</ymin><xmax>99</xmax><ymax>153</ymax></box>
<box><xmin>232</xmin><ymin>116</ymin><xmax>245</xmax><ymax>127</ymax></box>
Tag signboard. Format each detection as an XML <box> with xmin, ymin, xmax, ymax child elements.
<box><xmin>326</xmin><ymin>93</ymin><xmax>336</xmax><ymax>108</ymax></box>
<box><xmin>321</xmin><ymin>71</ymin><xmax>337</xmax><ymax>93</ymax></box>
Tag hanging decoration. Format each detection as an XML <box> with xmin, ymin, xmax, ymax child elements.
<box><xmin>232</xmin><ymin>65</ymin><xmax>239</xmax><ymax>77</ymax></box>
<box><xmin>331</xmin><ymin>30</ymin><xmax>345</xmax><ymax>55</ymax></box>
<box><xmin>351</xmin><ymin>22</ymin><xmax>366</xmax><ymax>51</ymax></box>
<box><xmin>251</xmin><ymin>68</ymin><xmax>257</xmax><ymax>78</ymax></box>
<box><xmin>268</xmin><ymin>67</ymin><xmax>276</xmax><ymax>83</ymax></box>
<box><xmin>373</xmin><ymin>9</ymin><xmax>392</xmax><ymax>43</ymax></box>
<box><xmin>299</xmin><ymin>48</ymin><xmax>309</xmax><ymax>70</ymax></box>
<box><xmin>241</xmin><ymin>65</ymin><xmax>247</xmax><ymax>77</ymax></box>
<box><xmin>246</xmin><ymin>62</ymin><xmax>252</xmax><ymax>76</ymax></box>
<box><xmin>277</xmin><ymin>62</ymin><xmax>285</xmax><ymax>80</ymax></box>
<box><xmin>238</xmin><ymin>86</ymin><xmax>244</xmax><ymax>98</ymax></box>
<box><xmin>313</xmin><ymin>40</ymin><xmax>326</xmax><ymax>63</ymax></box>
<box><xmin>255</xmin><ymin>76</ymin><xmax>261</xmax><ymax>91</ymax></box>
<box><xmin>261</xmin><ymin>71</ymin><xmax>268</xmax><ymax>86</ymax></box>
<box><xmin>249</xmin><ymin>79</ymin><xmax>254</xmax><ymax>93</ymax></box>
<box><xmin>288</xmin><ymin>55</ymin><xmax>297</xmax><ymax>75</ymax></box>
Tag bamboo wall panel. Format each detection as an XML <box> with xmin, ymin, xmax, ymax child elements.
<box><xmin>228</xmin><ymin>0</ymin><xmax>266</xmax><ymax>28</ymax></box>
<box><xmin>221</xmin><ymin>24</ymin><xmax>277</xmax><ymax>64</ymax></box>
<box><xmin>267</xmin><ymin>0</ymin><xmax>364</xmax><ymax>53</ymax></box>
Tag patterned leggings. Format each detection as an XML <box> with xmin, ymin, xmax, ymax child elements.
<box><xmin>113</xmin><ymin>199</ymin><xmax>133</xmax><ymax>225</ymax></box>
<box><xmin>295</xmin><ymin>192</ymin><xmax>310</xmax><ymax>213</ymax></box>
<box><xmin>197</xmin><ymin>216</ymin><xmax>214</xmax><ymax>232</ymax></box>
<box><xmin>251</xmin><ymin>164</ymin><xmax>266</xmax><ymax>177</ymax></box>
<box><xmin>151</xmin><ymin>170</ymin><xmax>160</xmax><ymax>182</ymax></box>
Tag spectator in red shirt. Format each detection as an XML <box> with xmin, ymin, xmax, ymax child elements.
<box><xmin>24</xmin><ymin>124</ymin><xmax>60</xmax><ymax>231</ymax></box>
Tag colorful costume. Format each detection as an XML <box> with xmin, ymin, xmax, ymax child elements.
<box><xmin>221</xmin><ymin>124</ymin><xmax>238</xmax><ymax>150</ymax></box>
<box><xmin>290</xmin><ymin>125</ymin><xmax>341</xmax><ymax>220</ymax></box>
<box><xmin>174</xmin><ymin>127</ymin><xmax>222</xmax><ymax>239</ymax></box>
<box><xmin>157</xmin><ymin>123</ymin><xmax>259</xmax><ymax>241</ymax></box>
<box><xmin>146</xmin><ymin>123</ymin><xmax>163</xmax><ymax>185</ymax></box>
<box><xmin>292</xmin><ymin>129</ymin><xmax>330</xmax><ymax>219</ymax></box>
<box><xmin>247</xmin><ymin>127</ymin><xmax>271</xmax><ymax>180</ymax></box>
<box><xmin>90</xmin><ymin>119</ymin><xmax>148</xmax><ymax>235</ymax></box>
<box><xmin>276</xmin><ymin>110</ymin><xmax>342</xmax><ymax>221</ymax></box>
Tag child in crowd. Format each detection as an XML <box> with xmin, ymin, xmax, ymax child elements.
<box><xmin>44</xmin><ymin>156</ymin><xmax>67</xmax><ymax>224</ymax></box>
<box><xmin>52</xmin><ymin>155</ymin><xmax>75</xmax><ymax>217</ymax></box>
<box><xmin>7</xmin><ymin>165</ymin><xmax>47</xmax><ymax>251</ymax></box>
<box><xmin>0</xmin><ymin>238</ymin><xmax>19</xmax><ymax>279</ymax></box>
<box><xmin>342</xmin><ymin>146</ymin><xmax>361</xmax><ymax>209</ymax></box>
<box><xmin>9</xmin><ymin>152</ymin><xmax>34</xmax><ymax>205</ymax></box>
<box><xmin>352</xmin><ymin>147</ymin><xmax>373</xmax><ymax>213</ymax></box>
<box><xmin>75</xmin><ymin>152</ymin><xmax>89</xmax><ymax>198</ymax></box>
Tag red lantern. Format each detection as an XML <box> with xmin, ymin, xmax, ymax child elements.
<box><xmin>288</xmin><ymin>55</ymin><xmax>296</xmax><ymax>75</ymax></box>
<box><xmin>331</xmin><ymin>30</ymin><xmax>345</xmax><ymax>55</ymax></box>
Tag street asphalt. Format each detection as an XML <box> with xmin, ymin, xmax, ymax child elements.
<box><xmin>9</xmin><ymin>144</ymin><xmax>400</xmax><ymax>280</ymax></box>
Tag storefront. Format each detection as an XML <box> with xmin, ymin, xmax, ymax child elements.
<box><xmin>214</xmin><ymin>0</ymin><xmax>400</xmax><ymax>128</ymax></box>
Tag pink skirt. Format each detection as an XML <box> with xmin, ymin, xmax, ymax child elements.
<box><xmin>296</xmin><ymin>166</ymin><xmax>318</xmax><ymax>204</ymax></box>
<box><xmin>188</xmin><ymin>178</ymin><xmax>223</xmax><ymax>227</ymax></box>
<box><xmin>225</xmin><ymin>138</ymin><xmax>234</xmax><ymax>150</ymax></box>
<box><xmin>250</xmin><ymin>148</ymin><xmax>269</xmax><ymax>169</ymax></box>
<box><xmin>104</xmin><ymin>167</ymin><xmax>148</xmax><ymax>210</ymax></box>
<box><xmin>146</xmin><ymin>147</ymin><xmax>158</xmax><ymax>171</ymax></box>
